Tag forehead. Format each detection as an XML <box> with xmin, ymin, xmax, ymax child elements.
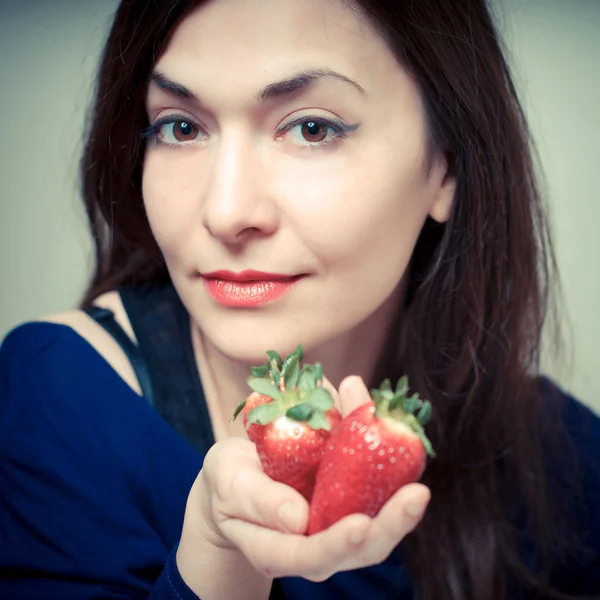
<box><xmin>155</xmin><ymin>0</ymin><xmax>401</xmax><ymax>101</ymax></box>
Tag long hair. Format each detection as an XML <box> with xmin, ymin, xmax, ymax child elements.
<box><xmin>80</xmin><ymin>1</ymin><xmax>581</xmax><ymax>598</ymax></box>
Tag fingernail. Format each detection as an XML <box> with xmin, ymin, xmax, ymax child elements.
<box><xmin>404</xmin><ymin>496</ymin><xmax>429</xmax><ymax>518</ymax></box>
<box><xmin>278</xmin><ymin>502</ymin><xmax>301</xmax><ymax>530</ymax></box>
<box><xmin>406</xmin><ymin>502</ymin><xmax>425</xmax><ymax>518</ymax></box>
<box><xmin>404</xmin><ymin>487</ymin><xmax>430</xmax><ymax>518</ymax></box>
<box><xmin>345</xmin><ymin>376</ymin><xmax>368</xmax><ymax>404</ymax></box>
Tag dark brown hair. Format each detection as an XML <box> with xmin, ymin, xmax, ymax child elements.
<box><xmin>81</xmin><ymin>1</ymin><xmax>584</xmax><ymax>598</ymax></box>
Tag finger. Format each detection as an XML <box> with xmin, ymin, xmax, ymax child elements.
<box><xmin>353</xmin><ymin>483</ymin><xmax>430</xmax><ymax>567</ymax></box>
<box><xmin>306</xmin><ymin>483</ymin><xmax>431</xmax><ymax>576</ymax></box>
<box><xmin>222</xmin><ymin>485</ymin><xmax>430</xmax><ymax>581</ymax></box>
<box><xmin>215</xmin><ymin>457</ymin><xmax>309</xmax><ymax>534</ymax></box>
<box><xmin>225</xmin><ymin>467</ymin><xmax>309</xmax><ymax>534</ymax></box>
<box><xmin>204</xmin><ymin>439</ymin><xmax>309</xmax><ymax>535</ymax></box>
<box><xmin>338</xmin><ymin>375</ymin><xmax>371</xmax><ymax>417</ymax></box>
<box><xmin>376</xmin><ymin>483</ymin><xmax>431</xmax><ymax>526</ymax></box>
<box><xmin>220</xmin><ymin>511</ymin><xmax>372</xmax><ymax>581</ymax></box>
<box><xmin>304</xmin><ymin>484</ymin><xmax>429</xmax><ymax>575</ymax></box>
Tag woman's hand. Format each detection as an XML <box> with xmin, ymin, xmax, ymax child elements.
<box><xmin>178</xmin><ymin>376</ymin><xmax>430</xmax><ymax>594</ymax></box>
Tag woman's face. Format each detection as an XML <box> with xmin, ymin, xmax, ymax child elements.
<box><xmin>142</xmin><ymin>0</ymin><xmax>455</xmax><ymax>364</ymax></box>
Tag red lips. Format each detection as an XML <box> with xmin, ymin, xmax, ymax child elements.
<box><xmin>202</xmin><ymin>270</ymin><xmax>295</xmax><ymax>282</ymax></box>
<box><xmin>201</xmin><ymin>270</ymin><xmax>304</xmax><ymax>307</ymax></box>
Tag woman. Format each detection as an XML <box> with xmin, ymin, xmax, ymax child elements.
<box><xmin>1</xmin><ymin>0</ymin><xmax>598</xmax><ymax>599</ymax></box>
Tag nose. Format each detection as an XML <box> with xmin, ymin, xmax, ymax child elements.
<box><xmin>200</xmin><ymin>130</ymin><xmax>278</xmax><ymax>243</ymax></box>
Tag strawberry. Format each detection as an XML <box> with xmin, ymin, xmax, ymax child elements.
<box><xmin>308</xmin><ymin>376</ymin><xmax>434</xmax><ymax>534</ymax></box>
<box><xmin>232</xmin><ymin>345</ymin><xmax>342</xmax><ymax>501</ymax></box>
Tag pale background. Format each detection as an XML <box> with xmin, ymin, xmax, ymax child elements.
<box><xmin>0</xmin><ymin>1</ymin><xmax>598</xmax><ymax>411</ymax></box>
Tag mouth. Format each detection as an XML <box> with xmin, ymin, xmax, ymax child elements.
<box><xmin>201</xmin><ymin>270</ymin><xmax>305</xmax><ymax>307</ymax></box>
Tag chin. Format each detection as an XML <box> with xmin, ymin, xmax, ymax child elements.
<box><xmin>200</xmin><ymin>317</ymin><xmax>326</xmax><ymax>366</ymax></box>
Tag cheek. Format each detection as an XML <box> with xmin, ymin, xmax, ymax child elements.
<box><xmin>275</xmin><ymin>146</ymin><xmax>431</xmax><ymax>275</ymax></box>
<box><xmin>141</xmin><ymin>150</ymin><xmax>202</xmax><ymax>255</ymax></box>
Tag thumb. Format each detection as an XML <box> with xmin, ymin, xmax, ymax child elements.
<box><xmin>338</xmin><ymin>376</ymin><xmax>371</xmax><ymax>418</ymax></box>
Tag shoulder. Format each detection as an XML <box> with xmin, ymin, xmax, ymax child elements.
<box><xmin>41</xmin><ymin>290</ymin><xmax>137</xmax><ymax>342</ymax></box>
<box><xmin>1</xmin><ymin>320</ymin><xmax>70</xmax><ymax>362</ymax></box>
<box><xmin>0</xmin><ymin>311</ymin><xmax>200</xmax><ymax>597</ymax></box>
<box><xmin>0</xmin><ymin>323</ymin><xmax>141</xmax><ymax>434</ymax></box>
<box><xmin>0</xmin><ymin>321</ymin><xmax>87</xmax><ymax>397</ymax></box>
<box><xmin>2</xmin><ymin>291</ymin><xmax>142</xmax><ymax>396</ymax></box>
<box><xmin>0</xmin><ymin>294</ymin><xmax>186</xmax><ymax>478</ymax></box>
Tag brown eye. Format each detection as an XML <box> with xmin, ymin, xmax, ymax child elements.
<box><xmin>276</xmin><ymin>116</ymin><xmax>351</xmax><ymax>148</ymax></box>
<box><xmin>172</xmin><ymin>120</ymin><xmax>199</xmax><ymax>142</ymax></box>
<box><xmin>301</xmin><ymin>121</ymin><xmax>328</xmax><ymax>143</ymax></box>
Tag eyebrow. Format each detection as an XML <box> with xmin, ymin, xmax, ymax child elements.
<box><xmin>149</xmin><ymin>68</ymin><xmax>367</xmax><ymax>103</ymax></box>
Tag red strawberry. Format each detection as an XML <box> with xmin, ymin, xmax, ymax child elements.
<box><xmin>232</xmin><ymin>345</ymin><xmax>342</xmax><ymax>502</ymax></box>
<box><xmin>308</xmin><ymin>376</ymin><xmax>434</xmax><ymax>534</ymax></box>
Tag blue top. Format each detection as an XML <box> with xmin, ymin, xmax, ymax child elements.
<box><xmin>1</xmin><ymin>322</ymin><xmax>599</xmax><ymax>599</ymax></box>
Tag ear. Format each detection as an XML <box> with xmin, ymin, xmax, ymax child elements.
<box><xmin>427</xmin><ymin>152</ymin><xmax>456</xmax><ymax>223</ymax></box>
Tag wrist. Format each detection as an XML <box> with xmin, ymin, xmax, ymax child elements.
<box><xmin>176</xmin><ymin>530</ymin><xmax>272</xmax><ymax>600</ymax></box>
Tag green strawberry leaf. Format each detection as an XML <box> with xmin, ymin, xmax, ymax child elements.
<box><xmin>371</xmin><ymin>389</ymin><xmax>386</xmax><ymax>409</ymax></box>
<box><xmin>297</xmin><ymin>366</ymin><xmax>316</xmax><ymax>391</ymax></box>
<box><xmin>389</xmin><ymin>392</ymin><xmax>404</xmax><ymax>412</ymax></box>
<box><xmin>266</xmin><ymin>351</ymin><xmax>283</xmax><ymax>370</ymax></box>
<box><xmin>283</xmin><ymin>345</ymin><xmax>303</xmax><ymax>374</ymax></box>
<box><xmin>395</xmin><ymin>376</ymin><xmax>409</xmax><ymax>396</ymax></box>
<box><xmin>417</xmin><ymin>401</ymin><xmax>432</xmax><ymax>426</ymax></box>
<box><xmin>230</xmin><ymin>398</ymin><xmax>246</xmax><ymax>422</ymax></box>
<box><xmin>288</xmin><ymin>365</ymin><xmax>302</xmax><ymax>389</ymax></box>
<box><xmin>250</xmin><ymin>364</ymin><xmax>270</xmax><ymax>378</ymax></box>
<box><xmin>381</xmin><ymin>378</ymin><xmax>393</xmax><ymax>393</ymax></box>
<box><xmin>307</xmin><ymin>387</ymin><xmax>334</xmax><ymax>410</ymax></box>
<box><xmin>417</xmin><ymin>428</ymin><xmax>436</xmax><ymax>458</ymax></box>
<box><xmin>315</xmin><ymin>363</ymin><xmax>323</xmax><ymax>383</ymax></box>
<box><xmin>247</xmin><ymin>377</ymin><xmax>283</xmax><ymax>401</ymax></box>
<box><xmin>402</xmin><ymin>394</ymin><xmax>420</xmax><ymax>414</ymax></box>
<box><xmin>246</xmin><ymin>402</ymin><xmax>286</xmax><ymax>427</ymax></box>
<box><xmin>272</xmin><ymin>369</ymin><xmax>281</xmax><ymax>389</ymax></box>
<box><xmin>282</xmin><ymin>347</ymin><xmax>298</xmax><ymax>369</ymax></box>
<box><xmin>283</xmin><ymin>353</ymin><xmax>301</xmax><ymax>389</ymax></box>
<box><xmin>285</xmin><ymin>403</ymin><xmax>313</xmax><ymax>422</ymax></box>
<box><xmin>306</xmin><ymin>409</ymin><xmax>332</xmax><ymax>431</ymax></box>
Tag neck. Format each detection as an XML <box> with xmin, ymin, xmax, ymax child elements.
<box><xmin>303</xmin><ymin>288</ymin><xmax>401</xmax><ymax>390</ymax></box>
<box><xmin>192</xmin><ymin>286</ymin><xmax>402</xmax><ymax>421</ymax></box>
